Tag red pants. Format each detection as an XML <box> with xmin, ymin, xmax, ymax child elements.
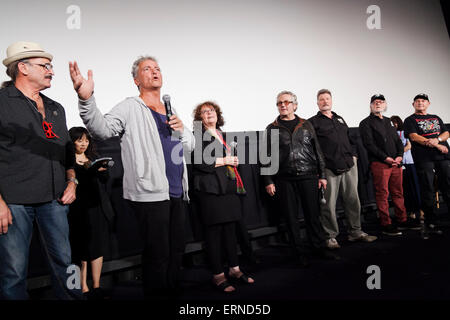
<box><xmin>370</xmin><ymin>162</ymin><xmax>407</xmax><ymax>226</ymax></box>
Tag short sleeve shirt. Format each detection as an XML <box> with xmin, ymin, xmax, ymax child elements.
<box><xmin>404</xmin><ymin>113</ymin><xmax>450</xmax><ymax>163</ymax></box>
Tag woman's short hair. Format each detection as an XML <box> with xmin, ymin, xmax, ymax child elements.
<box><xmin>192</xmin><ymin>101</ymin><xmax>225</xmax><ymax>129</ymax></box>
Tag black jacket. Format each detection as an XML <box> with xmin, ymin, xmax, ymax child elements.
<box><xmin>263</xmin><ymin>115</ymin><xmax>326</xmax><ymax>186</ymax></box>
<box><xmin>191</xmin><ymin>129</ymin><xmax>236</xmax><ymax>195</ymax></box>
<box><xmin>359</xmin><ymin>113</ymin><xmax>404</xmax><ymax>163</ymax></box>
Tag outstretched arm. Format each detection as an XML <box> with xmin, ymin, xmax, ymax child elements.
<box><xmin>69</xmin><ymin>61</ymin><xmax>126</xmax><ymax>140</ymax></box>
<box><xmin>69</xmin><ymin>61</ymin><xmax>94</xmax><ymax>100</ymax></box>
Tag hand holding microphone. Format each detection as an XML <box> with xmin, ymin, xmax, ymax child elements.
<box><xmin>319</xmin><ymin>186</ymin><xmax>326</xmax><ymax>205</ymax></box>
<box><xmin>162</xmin><ymin>94</ymin><xmax>173</xmax><ymax>122</ymax></box>
<box><xmin>229</xmin><ymin>141</ymin><xmax>238</xmax><ymax>157</ymax></box>
<box><xmin>163</xmin><ymin>94</ymin><xmax>184</xmax><ymax>133</ymax></box>
<box><xmin>318</xmin><ymin>179</ymin><xmax>327</xmax><ymax>205</ymax></box>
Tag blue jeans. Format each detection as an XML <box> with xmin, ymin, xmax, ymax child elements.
<box><xmin>0</xmin><ymin>200</ymin><xmax>83</xmax><ymax>300</ymax></box>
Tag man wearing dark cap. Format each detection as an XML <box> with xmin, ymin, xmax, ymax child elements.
<box><xmin>404</xmin><ymin>94</ymin><xmax>449</xmax><ymax>238</ymax></box>
<box><xmin>359</xmin><ymin>95</ymin><xmax>420</xmax><ymax>236</ymax></box>
<box><xmin>0</xmin><ymin>41</ymin><xmax>82</xmax><ymax>299</ymax></box>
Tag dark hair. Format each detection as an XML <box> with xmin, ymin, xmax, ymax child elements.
<box><xmin>390</xmin><ymin>115</ymin><xmax>404</xmax><ymax>131</ymax></box>
<box><xmin>69</xmin><ymin>126</ymin><xmax>97</xmax><ymax>160</ymax></box>
<box><xmin>317</xmin><ymin>88</ymin><xmax>332</xmax><ymax>100</ymax></box>
<box><xmin>192</xmin><ymin>101</ymin><xmax>225</xmax><ymax>129</ymax></box>
<box><xmin>1</xmin><ymin>59</ymin><xmax>26</xmax><ymax>89</ymax></box>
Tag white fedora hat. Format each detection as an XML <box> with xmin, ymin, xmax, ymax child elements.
<box><xmin>3</xmin><ymin>41</ymin><xmax>53</xmax><ymax>66</ymax></box>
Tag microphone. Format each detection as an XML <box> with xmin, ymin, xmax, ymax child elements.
<box><xmin>229</xmin><ymin>141</ymin><xmax>238</xmax><ymax>157</ymax></box>
<box><xmin>99</xmin><ymin>159</ymin><xmax>115</xmax><ymax>168</ymax></box>
<box><xmin>319</xmin><ymin>186</ymin><xmax>326</xmax><ymax>205</ymax></box>
<box><xmin>162</xmin><ymin>94</ymin><xmax>173</xmax><ymax>130</ymax></box>
<box><xmin>106</xmin><ymin>160</ymin><xmax>115</xmax><ymax>168</ymax></box>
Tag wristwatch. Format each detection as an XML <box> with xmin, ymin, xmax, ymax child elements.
<box><xmin>68</xmin><ymin>177</ymin><xmax>79</xmax><ymax>185</ymax></box>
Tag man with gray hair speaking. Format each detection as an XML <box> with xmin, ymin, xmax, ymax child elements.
<box><xmin>69</xmin><ymin>56</ymin><xmax>194</xmax><ymax>299</ymax></box>
<box><xmin>309</xmin><ymin>89</ymin><xmax>377</xmax><ymax>249</ymax></box>
<box><xmin>0</xmin><ymin>41</ymin><xmax>81</xmax><ymax>300</ymax></box>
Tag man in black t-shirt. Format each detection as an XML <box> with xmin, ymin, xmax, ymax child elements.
<box><xmin>404</xmin><ymin>93</ymin><xmax>449</xmax><ymax>238</ymax></box>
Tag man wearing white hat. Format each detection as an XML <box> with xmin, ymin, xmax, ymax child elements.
<box><xmin>0</xmin><ymin>41</ymin><xmax>82</xmax><ymax>300</ymax></box>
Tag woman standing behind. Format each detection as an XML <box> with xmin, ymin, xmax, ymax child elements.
<box><xmin>68</xmin><ymin>127</ymin><xmax>115</xmax><ymax>299</ymax></box>
<box><xmin>391</xmin><ymin>116</ymin><xmax>423</xmax><ymax>220</ymax></box>
<box><xmin>192</xmin><ymin>101</ymin><xmax>255</xmax><ymax>293</ymax></box>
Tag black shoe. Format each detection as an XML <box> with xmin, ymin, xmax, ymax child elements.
<box><xmin>90</xmin><ymin>287</ymin><xmax>107</xmax><ymax>300</ymax></box>
<box><xmin>426</xmin><ymin>224</ymin><xmax>443</xmax><ymax>235</ymax></box>
<box><xmin>397</xmin><ymin>219</ymin><xmax>421</xmax><ymax>231</ymax></box>
<box><xmin>382</xmin><ymin>224</ymin><xmax>402</xmax><ymax>236</ymax></box>
<box><xmin>83</xmin><ymin>291</ymin><xmax>92</xmax><ymax>300</ymax></box>
<box><xmin>313</xmin><ymin>249</ymin><xmax>341</xmax><ymax>260</ymax></box>
<box><xmin>213</xmin><ymin>280</ymin><xmax>235</xmax><ymax>293</ymax></box>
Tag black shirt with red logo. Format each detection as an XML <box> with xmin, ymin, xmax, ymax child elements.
<box><xmin>404</xmin><ymin>113</ymin><xmax>450</xmax><ymax>163</ymax></box>
<box><xmin>0</xmin><ymin>85</ymin><xmax>74</xmax><ymax>204</ymax></box>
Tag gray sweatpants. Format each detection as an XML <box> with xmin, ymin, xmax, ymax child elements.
<box><xmin>320</xmin><ymin>159</ymin><xmax>362</xmax><ymax>239</ymax></box>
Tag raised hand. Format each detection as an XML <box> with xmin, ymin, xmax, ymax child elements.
<box><xmin>69</xmin><ymin>61</ymin><xmax>94</xmax><ymax>100</ymax></box>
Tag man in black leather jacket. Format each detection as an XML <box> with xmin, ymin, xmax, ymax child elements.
<box><xmin>262</xmin><ymin>90</ymin><xmax>339</xmax><ymax>264</ymax></box>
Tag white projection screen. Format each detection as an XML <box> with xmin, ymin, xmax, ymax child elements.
<box><xmin>1</xmin><ymin>0</ymin><xmax>449</xmax><ymax>131</ymax></box>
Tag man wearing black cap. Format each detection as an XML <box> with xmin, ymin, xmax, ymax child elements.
<box><xmin>359</xmin><ymin>95</ymin><xmax>420</xmax><ymax>236</ymax></box>
<box><xmin>404</xmin><ymin>94</ymin><xmax>449</xmax><ymax>238</ymax></box>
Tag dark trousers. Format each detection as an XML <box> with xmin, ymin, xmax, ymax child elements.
<box><xmin>235</xmin><ymin>218</ymin><xmax>254</xmax><ymax>260</ymax></box>
<box><xmin>276</xmin><ymin>178</ymin><xmax>326</xmax><ymax>256</ymax></box>
<box><xmin>402</xmin><ymin>164</ymin><xmax>422</xmax><ymax>214</ymax></box>
<box><xmin>129</xmin><ymin>198</ymin><xmax>185</xmax><ymax>296</ymax></box>
<box><xmin>204</xmin><ymin>222</ymin><xmax>239</xmax><ymax>275</ymax></box>
<box><xmin>415</xmin><ymin>160</ymin><xmax>450</xmax><ymax>224</ymax></box>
